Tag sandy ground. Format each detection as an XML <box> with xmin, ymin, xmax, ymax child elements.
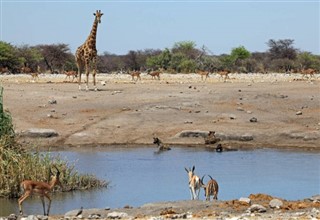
<box><xmin>1</xmin><ymin>72</ymin><xmax>319</xmax><ymax>151</ymax></box>
<box><xmin>1</xmin><ymin>73</ymin><xmax>320</xmax><ymax>218</ymax></box>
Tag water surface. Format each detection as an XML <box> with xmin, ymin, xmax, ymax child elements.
<box><xmin>1</xmin><ymin>147</ymin><xmax>319</xmax><ymax>216</ymax></box>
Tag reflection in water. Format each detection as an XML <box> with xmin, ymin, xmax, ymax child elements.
<box><xmin>1</xmin><ymin>148</ymin><xmax>319</xmax><ymax>216</ymax></box>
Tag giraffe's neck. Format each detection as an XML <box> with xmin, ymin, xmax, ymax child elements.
<box><xmin>86</xmin><ymin>18</ymin><xmax>99</xmax><ymax>45</ymax></box>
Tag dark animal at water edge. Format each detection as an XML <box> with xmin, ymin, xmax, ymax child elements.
<box><xmin>153</xmin><ymin>137</ymin><xmax>171</xmax><ymax>152</ymax></box>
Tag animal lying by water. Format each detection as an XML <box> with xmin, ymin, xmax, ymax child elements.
<box><xmin>153</xmin><ymin>137</ymin><xmax>171</xmax><ymax>151</ymax></box>
<box><xmin>204</xmin><ymin>131</ymin><xmax>221</xmax><ymax>144</ymax></box>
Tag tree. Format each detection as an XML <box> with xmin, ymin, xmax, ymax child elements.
<box><xmin>219</xmin><ymin>54</ymin><xmax>234</xmax><ymax>71</ymax></box>
<box><xmin>16</xmin><ymin>45</ymin><xmax>43</xmax><ymax>71</ymax></box>
<box><xmin>37</xmin><ymin>44</ymin><xmax>72</xmax><ymax>73</ymax></box>
<box><xmin>146</xmin><ymin>48</ymin><xmax>171</xmax><ymax>70</ymax></box>
<box><xmin>267</xmin><ymin>39</ymin><xmax>297</xmax><ymax>60</ymax></box>
<box><xmin>296</xmin><ymin>52</ymin><xmax>320</xmax><ymax>71</ymax></box>
<box><xmin>0</xmin><ymin>41</ymin><xmax>20</xmax><ymax>72</ymax></box>
<box><xmin>179</xmin><ymin>59</ymin><xmax>197</xmax><ymax>73</ymax></box>
<box><xmin>124</xmin><ymin>50</ymin><xmax>140</xmax><ymax>71</ymax></box>
<box><xmin>98</xmin><ymin>52</ymin><xmax>126</xmax><ymax>73</ymax></box>
<box><xmin>170</xmin><ymin>52</ymin><xmax>186</xmax><ymax>73</ymax></box>
<box><xmin>230</xmin><ymin>46</ymin><xmax>251</xmax><ymax>72</ymax></box>
<box><xmin>172</xmin><ymin>41</ymin><xmax>199</xmax><ymax>59</ymax></box>
<box><xmin>231</xmin><ymin>46</ymin><xmax>250</xmax><ymax>62</ymax></box>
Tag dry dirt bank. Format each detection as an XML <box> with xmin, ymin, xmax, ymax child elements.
<box><xmin>1</xmin><ymin>73</ymin><xmax>320</xmax><ymax>219</ymax></box>
<box><xmin>0</xmin><ymin>73</ymin><xmax>319</xmax><ymax>151</ymax></box>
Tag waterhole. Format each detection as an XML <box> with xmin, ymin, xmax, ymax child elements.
<box><xmin>1</xmin><ymin>147</ymin><xmax>319</xmax><ymax>215</ymax></box>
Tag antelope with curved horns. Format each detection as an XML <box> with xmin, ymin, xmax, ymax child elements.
<box><xmin>201</xmin><ymin>175</ymin><xmax>219</xmax><ymax>201</ymax></box>
<box><xmin>18</xmin><ymin>165</ymin><xmax>63</xmax><ymax>216</ymax></box>
<box><xmin>185</xmin><ymin>166</ymin><xmax>202</xmax><ymax>200</ymax></box>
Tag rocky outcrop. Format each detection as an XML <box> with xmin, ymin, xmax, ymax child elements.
<box><xmin>175</xmin><ymin>130</ymin><xmax>254</xmax><ymax>142</ymax></box>
<box><xmin>19</xmin><ymin>128</ymin><xmax>59</xmax><ymax>138</ymax></box>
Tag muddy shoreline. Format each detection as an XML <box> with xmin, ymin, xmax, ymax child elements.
<box><xmin>1</xmin><ymin>73</ymin><xmax>319</xmax><ymax>151</ymax></box>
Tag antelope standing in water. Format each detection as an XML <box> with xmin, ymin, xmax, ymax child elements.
<box><xmin>18</xmin><ymin>166</ymin><xmax>63</xmax><ymax>216</ymax></box>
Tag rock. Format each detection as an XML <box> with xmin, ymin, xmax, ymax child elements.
<box><xmin>88</xmin><ymin>214</ymin><xmax>101</xmax><ymax>219</ymax></box>
<box><xmin>296</xmin><ymin>111</ymin><xmax>303</xmax><ymax>115</ymax></box>
<box><xmin>48</xmin><ymin>99</ymin><xmax>57</xmax><ymax>104</ymax></box>
<box><xmin>250</xmin><ymin>117</ymin><xmax>258</xmax><ymax>122</ymax></box>
<box><xmin>26</xmin><ymin>216</ymin><xmax>38</xmax><ymax>220</ymax></box>
<box><xmin>7</xmin><ymin>214</ymin><xmax>17</xmax><ymax>220</ymax></box>
<box><xmin>310</xmin><ymin>195</ymin><xmax>320</xmax><ymax>202</ymax></box>
<box><xmin>175</xmin><ymin>130</ymin><xmax>208</xmax><ymax>138</ymax></box>
<box><xmin>111</xmin><ymin>90</ymin><xmax>122</xmax><ymax>95</ymax></box>
<box><xmin>20</xmin><ymin>128</ymin><xmax>59</xmax><ymax>138</ymax></box>
<box><xmin>247</xmin><ymin>204</ymin><xmax>267</xmax><ymax>213</ymax></box>
<box><xmin>172</xmin><ymin>213</ymin><xmax>188</xmax><ymax>219</ymax></box>
<box><xmin>239</xmin><ymin>197</ymin><xmax>251</xmax><ymax>204</ymax></box>
<box><xmin>101</xmin><ymin>81</ymin><xmax>106</xmax><ymax>86</ymax></box>
<box><xmin>107</xmin><ymin>212</ymin><xmax>128</xmax><ymax>219</ymax></box>
<box><xmin>239</xmin><ymin>134</ymin><xmax>254</xmax><ymax>141</ymax></box>
<box><xmin>237</xmin><ymin>107</ymin><xmax>244</xmax><ymax>111</ymax></box>
<box><xmin>269</xmin><ymin>199</ymin><xmax>283</xmax><ymax>209</ymax></box>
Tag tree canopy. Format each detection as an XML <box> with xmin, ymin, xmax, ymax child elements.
<box><xmin>0</xmin><ymin>39</ymin><xmax>319</xmax><ymax>74</ymax></box>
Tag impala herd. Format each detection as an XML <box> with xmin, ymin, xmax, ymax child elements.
<box><xmin>0</xmin><ymin>67</ymin><xmax>317</xmax><ymax>86</ymax></box>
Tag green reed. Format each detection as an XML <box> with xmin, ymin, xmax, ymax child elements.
<box><xmin>0</xmin><ymin>87</ymin><xmax>107</xmax><ymax>198</ymax></box>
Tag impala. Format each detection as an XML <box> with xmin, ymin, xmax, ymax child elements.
<box><xmin>185</xmin><ymin>166</ymin><xmax>201</xmax><ymax>200</ymax></box>
<box><xmin>30</xmin><ymin>72</ymin><xmax>39</xmax><ymax>80</ymax></box>
<box><xmin>0</xmin><ymin>67</ymin><xmax>9</xmax><ymax>74</ymax></box>
<box><xmin>129</xmin><ymin>71</ymin><xmax>141</xmax><ymax>81</ymax></box>
<box><xmin>147</xmin><ymin>69</ymin><xmax>161</xmax><ymax>80</ymax></box>
<box><xmin>18</xmin><ymin>166</ymin><xmax>63</xmax><ymax>216</ymax></box>
<box><xmin>21</xmin><ymin>66</ymin><xmax>32</xmax><ymax>74</ymax></box>
<box><xmin>218</xmin><ymin>70</ymin><xmax>230</xmax><ymax>82</ymax></box>
<box><xmin>196</xmin><ymin>70</ymin><xmax>209</xmax><ymax>81</ymax></box>
<box><xmin>64</xmin><ymin>70</ymin><xmax>78</xmax><ymax>82</ymax></box>
<box><xmin>201</xmin><ymin>175</ymin><xmax>219</xmax><ymax>201</ymax></box>
<box><xmin>301</xmin><ymin>68</ymin><xmax>316</xmax><ymax>78</ymax></box>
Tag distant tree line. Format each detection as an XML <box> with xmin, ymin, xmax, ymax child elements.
<box><xmin>0</xmin><ymin>39</ymin><xmax>319</xmax><ymax>74</ymax></box>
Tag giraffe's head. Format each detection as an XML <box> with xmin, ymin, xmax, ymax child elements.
<box><xmin>94</xmin><ymin>10</ymin><xmax>103</xmax><ymax>23</ymax></box>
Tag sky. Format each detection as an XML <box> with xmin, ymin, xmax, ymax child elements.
<box><xmin>0</xmin><ymin>0</ymin><xmax>319</xmax><ymax>55</ymax></box>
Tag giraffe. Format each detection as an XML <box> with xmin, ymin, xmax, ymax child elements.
<box><xmin>75</xmin><ymin>10</ymin><xmax>103</xmax><ymax>91</ymax></box>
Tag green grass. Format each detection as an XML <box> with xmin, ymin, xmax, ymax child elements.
<box><xmin>0</xmin><ymin>86</ymin><xmax>107</xmax><ymax>198</ymax></box>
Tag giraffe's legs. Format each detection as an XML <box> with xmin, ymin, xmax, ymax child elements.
<box><xmin>85</xmin><ymin>62</ymin><xmax>90</xmax><ymax>91</ymax></box>
<box><xmin>92</xmin><ymin>57</ymin><xmax>97</xmax><ymax>91</ymax></box>
<box><xmin>76</xmin><ymin>61</ymin><xmax>82</xmax><ymax>91</ymax></box>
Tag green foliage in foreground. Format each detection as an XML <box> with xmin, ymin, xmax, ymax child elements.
<box><xmin>0</xmin><ymin>87</ymin><xmax>14</xmax><ymax>139</ymax></box>
<box><xmin>0</xmin><ymin>87</ymin><xmax>107</xmax><ymax>198</ymax></box>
